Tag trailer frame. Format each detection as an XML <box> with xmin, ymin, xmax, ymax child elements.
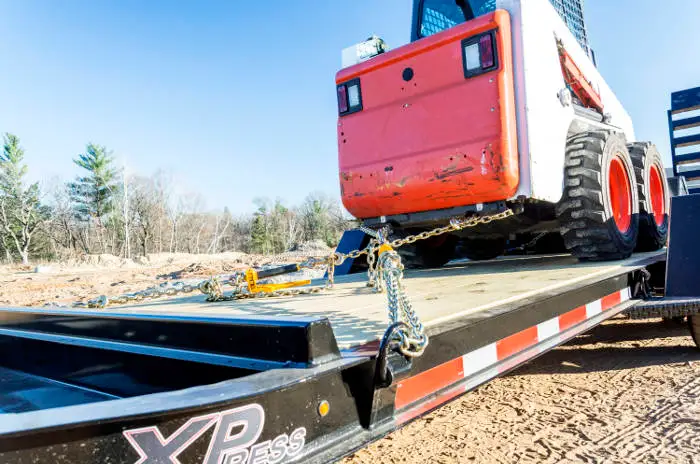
<box><xmin>0</xmin><ymin>249</ymin><xmax>671</xmax><ymax>464</ymax></box>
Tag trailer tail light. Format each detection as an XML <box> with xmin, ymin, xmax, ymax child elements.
<box><xmin>462</xmin><ymin>31</ymin><xmax>498</xmax><ymax>78</ymax></box>
<box><xmin>337</xmin><ymin>78</ymin><xmax>362</xmax><ymax>116</ymax></box>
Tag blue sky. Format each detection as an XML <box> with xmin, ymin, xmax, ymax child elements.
<box><xmin>1</xmin><ymin>1</ymin><xmax>698</xmax><ymax>213</ymax></box>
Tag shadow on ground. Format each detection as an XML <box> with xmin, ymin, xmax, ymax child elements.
<box><xmin>510</xmin><ymin>317</ymin><xmax>699</xmax><ymax>376</ymax></box>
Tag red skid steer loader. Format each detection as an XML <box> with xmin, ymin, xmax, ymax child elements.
<box><xmin>335</xmin><ymin>0</ymin><xmax>670</xmax><ymax>267</ymax></box>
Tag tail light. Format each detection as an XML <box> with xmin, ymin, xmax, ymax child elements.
<box><xmin>337</xmin><ymin>78</ymin><xmax>363</xmax><ymax>116</ymax></box>
<box><xmin>462</xmin><ymin>31</ymin><xmax>498</xmax><ymax>78</ymax></box>
<box><xmin>337</xmin><ymin>85</ymin><xmax>348</xmax><ymax>113</ymax></box>
<box><xmin>479</xmin><ymin>34</ymin><xmax>495</xmax><ymax>68</ymax></box>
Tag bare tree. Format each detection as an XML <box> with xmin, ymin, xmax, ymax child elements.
<box><xmin>0</xmin><ymin>136</ymin><xmax>351</xmax><ymax>263</ymax></box>
<box><xmin>128</xmin><ymin>176</ymin><xmax>164</xmax><ymax>256</ymax></box>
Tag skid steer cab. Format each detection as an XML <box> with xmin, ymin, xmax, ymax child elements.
<box><xmin>335</xmin><ymin>0</ymin><xmax>672</xmax><ymax>268</ymax></box>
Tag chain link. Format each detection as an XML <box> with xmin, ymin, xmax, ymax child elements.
<box><xmin>74</xmin><ymin>269</ymin><xmax>328</xmax><ymax>309</ymax></box>
<box><xmin>329</xmin><ymin>208</ymin><xmax>514</xmax><ymax>291</ymax></box>
<box><xmin>377</xmin><ymin>248</ymin><xmax>428</xmax><ymax>357</ymax></box>
<box><xmin>57</xmin><ymin>208</ymin><xmax>515</xmax><ymax>360</ymax></box>
<box><xmin>329</xmin><ymin>208</ymin><xmax>514</xmax><ymax>269</ymax></box>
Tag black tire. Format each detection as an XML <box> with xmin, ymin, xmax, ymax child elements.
<box><xmin>395</xmin><ymin>232</ymin><xmax>458</xmax><ymax>269</ymax></box>
<box><xmin>557</xmin><ymin>131</ymin><xmax>639</xmax><ymax>261</ymax></box>
<box><xmin>456</xmin><ymin>237</ymin><xmax>506</xmax><ymax>261</ymax></box>
<box><xmin>628</xmin><ymin>142</ymin><xmax>670</xmax><ymax>251</ymax></box>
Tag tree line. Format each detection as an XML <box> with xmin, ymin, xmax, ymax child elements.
<box><xmin>0</xmin><ymin>133</ymin><xmax>352</xmax><ymax>264</ymax></box>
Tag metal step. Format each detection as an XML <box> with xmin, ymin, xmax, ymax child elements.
<box><xmin>626</xmin><ymin>297</ymin><xmax>700</xmax><ymax>320</ymax></box>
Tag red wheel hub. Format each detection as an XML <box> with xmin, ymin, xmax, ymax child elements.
<box><xmin>608</xmin><ymin>155</ymin><xmax>632</xmax><ymax>233</ymax></box>
<box><xmin>648</xmin><ymin>164</ymin><xmax>666</xmax><ymax>226</ymax></box>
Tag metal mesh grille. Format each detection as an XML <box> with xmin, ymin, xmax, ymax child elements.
<box><xmin>548</xmin><ymin>0</ymin><xmax>589</xmax><ymax>52</ymax></box>
<box><xmin>420</xmin><ymin>0</ymin><xmax>497</xmax><ymax>38</ymax></box>
<box><xmin>420</xmin><ymin>1</ymin><xmax>463</xmax><ymax>37</ymax></box>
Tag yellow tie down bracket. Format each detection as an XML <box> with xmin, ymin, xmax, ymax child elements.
<box><xmin>244</xmin><ymin>264</ymin><xmax>311</xmax><ymax>294</ymax></box>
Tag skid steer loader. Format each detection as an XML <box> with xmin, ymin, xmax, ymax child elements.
<box><xmin>335</xmin><ymin>0</ymin><xmax>670</xmax><ymax>267</ymax></box>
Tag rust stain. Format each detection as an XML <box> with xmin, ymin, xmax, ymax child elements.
<box><xmin>435</xmin><ymin>166</ymin><xmax>474</xmax><ymax>180</ymax></box>
<box><xmin>486</xmin><ymin>144</ymin><xmax>503</xmax><ymax>180</ymax></box>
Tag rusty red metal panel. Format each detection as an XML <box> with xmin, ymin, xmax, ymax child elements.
<box><xmin>336</xmin><ymin>11</ymin><xmax>519</xmax><ymax>219</ymax></box>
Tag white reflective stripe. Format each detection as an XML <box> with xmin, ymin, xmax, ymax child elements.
<box><xmin>462</xmin><ymin>343</ymin><xmax>498</xmax><ymax>378</ymax></box>
<box><xmin>586</xmin><ymin>299</ymin><xmax>602</xmax><ymax>318</ymax></box>
<box><xmin>537</xmin><ymin>317</ymin><xmax>560</xmax><ymax>341</ymax></box>
<box><xmin>620</xmin><ymin>287</ymin><xmax>631</xmax><ymax>302</ymax></box>
<box><xmin>458</xmin><ymin>287</ymin><xmax>630</xmax><ymax>380</ymax></box>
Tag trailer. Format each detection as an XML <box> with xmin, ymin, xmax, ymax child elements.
<box><xmin>0</xmin><ymin>193</ymin><xmax>697</xmax><ymax>463</ymax></box>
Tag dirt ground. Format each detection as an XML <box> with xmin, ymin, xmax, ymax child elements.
<box><xmin>0</xmin><ymin>250</ymin><xmax>327</xmax><ymax>307</ymax></box>
<box><xmin>1</xmin><ymin>259</ymin><xmax>698</xmax><ymax>464</ymax></box>
<box><xmin>344</xmin><ymin>317</ymin><xmax>700</xmax><ymax>464</ymax></box>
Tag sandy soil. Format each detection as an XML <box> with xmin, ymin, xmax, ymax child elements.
<box><xmin>1</xmin><ymin>258</ymin><xmax>698</xmax><ymax>463</ymax></box>
<box><xmin>0</xmin><ymin>249</ymin><xmax>329</xmax><ymax>307</ymax></box>
<box><xmin>344</xmin><ymin>317</ymin><xmax>700</xmax><ymax>464</ymax></box>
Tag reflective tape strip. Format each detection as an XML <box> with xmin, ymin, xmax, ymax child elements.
<box><xmin>394</xmin><ymin>357</ymin><xmax>464</xmax><ymax>410</ymax></box>
<box><xmin>559</xmin><ymin>306</ymin><xmax>587</xmax><ymax>331</ymax></box>
<box><xmin>395</xmin><ymin>288</ymin><xmax>631</xmax><ymax>412</ymax></box>
<box><xmin>537</xmin><ymin>317</ymin><xmax>560</xmax><ymax>341</ymax></box>
<box><xmin>462</xmin><ymin>343</ymin><xmax>498</xmax><ymax>378</ymax></box>
<box><xmin>586</xmin><ymin>299</ymin><xmax>603</xmax><ymax>318</ymax></box>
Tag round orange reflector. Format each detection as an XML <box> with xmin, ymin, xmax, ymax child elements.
<box><xmin>318</xmin><ymin>400</ymin><xmax>330</xmax><ymax>417</ymax></box>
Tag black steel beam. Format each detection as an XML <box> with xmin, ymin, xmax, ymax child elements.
<box><xmin>0</xmin><ymin>309</ymin><xmax>340</xmax><ymax>367</ymax></box>
<box><xmin>410</xmin><ymin>273</ymin><xmax>629</xmax><ymax>374</ymax></box>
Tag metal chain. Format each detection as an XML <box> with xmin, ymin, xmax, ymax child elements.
<box><xmin>80</xmin><ymin>281</ymin><xmax>204</xmax><ymax>308</ymax></box>
<box><xmin>59</xmin><ymin>208</ymin><xmax>512</xmax><ymax>307</ymax></box>
<box><xmin>326</xmin><ymin>208</ymin><xmax>514</xmax><ymax>357</ymax></box>
<box><xmin>377</xmin><ymin>247</ymin><xmax>427</xmax><ymax>357</ymax></box>
<box><xmin>329</xmin><ymin>208</ymin><xmax>515</xmax><ymax>290</ymax></box>
<box><xmin>330</xmin><ymin>208</ymin><xmax>514</xmax><ymax>267</ymax></box>
<box><xmin>56</xmin><ymin>208</ymin><xmax>515</xmax><ymax>360</ymax></box>
<box><xmin>365</xmin><ymin>240</ymin><xmax>379</xmax><ymax>289</ymax></box>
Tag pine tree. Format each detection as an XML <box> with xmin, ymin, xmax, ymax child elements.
<box><xmin>250</xmin><ymin>201</ymin><xmax>271</xmax><ymax>254</ymax></box>
<box><xmin>67</xmin><ymin>143</ymin><xmax>120</xmax><ymax>253</ymax></box>
<box><xmin>0</xmin><ymin>133</ymin><xmax>46</xmax><ymax>264</ymax></box>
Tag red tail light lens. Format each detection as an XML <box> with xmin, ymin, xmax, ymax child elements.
<box><xmin>337</xmin><ymin>85</ymin><xmax>349</xmax><ymax>114</ymax></box>
<box><xmin>461</xmin><ymin>31</ymin><xmax>498</xmax><ymax>78</ymax></box>
<box><xmin>479</xmin><ymin>34</ymin><xmax>494</xmax><ymax>69</ymax></box>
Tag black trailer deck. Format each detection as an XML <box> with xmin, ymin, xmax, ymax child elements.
<box><xmin>0</xmin><ymin>251</ymin><xmax>666</xmax><ymax>463</ymax></box>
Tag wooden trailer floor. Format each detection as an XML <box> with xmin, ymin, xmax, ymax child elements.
<box><xmin>112</xmin><ymin>252</ymin><xmax>664</xmax><ymax>351</ymax></box>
